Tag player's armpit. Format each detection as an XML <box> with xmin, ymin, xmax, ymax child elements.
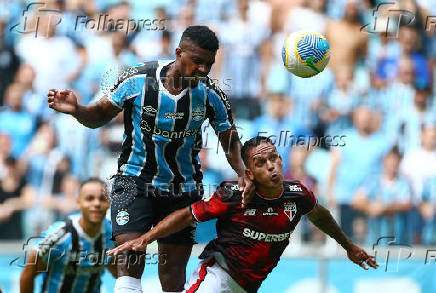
<box><xmin>20</xmin><ymin>250</ymin><xmax>48</xmax><ymax>293</ymax></box>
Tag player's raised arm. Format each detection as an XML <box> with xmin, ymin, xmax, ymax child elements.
<box><xmin>47</xmin><ymin>89</ymin><xmax>120</xmax><ymax>129</ymax></box>
<box><xmin>218</xmin><ymin>125</ymin><xmax>255</xmax><ymax>206</ymax></box>
<box><xmin>107</xmin><ymin>206</ymin><xmax>194</xmax><ymax>255</ymax></box>
<box><xmin>20</xmin><ymin>250</ymin><xmax>48</xmax><ymax>293</ymax></box>
<box><xmin>306</xmin><ymin>203</ymin><xmax>379</xmax><ymax>270</ymax></box>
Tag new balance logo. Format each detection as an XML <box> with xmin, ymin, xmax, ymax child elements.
<box><xmin>244</xmin><ymin>209</ymin><xmax>256</xmax><ymax>216</ymax></box>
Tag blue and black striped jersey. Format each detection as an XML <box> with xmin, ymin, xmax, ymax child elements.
<box><xmin>34</xmin><ymin>214</ymin><xmax>114</xmax><ymax>293</ymax></box>
<box><xmin>107</xmin><ymin>60</ymin><xmax>234</xmax><ymax>193</ymax></box>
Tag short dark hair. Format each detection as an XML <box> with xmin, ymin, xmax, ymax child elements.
<box><xmin>79</xmin><ymin>177</ymin><xmax>107</xmax><ymax>191</ymax></box>
<box><xmin>241</xmin><ymin>136</ymin><xmax>274</xmax><ymax>166</ymax></box>
<box><xmin>180</xmin><ymin>25</ymin><xmax>219</xmax><ymax>51</ymax></box>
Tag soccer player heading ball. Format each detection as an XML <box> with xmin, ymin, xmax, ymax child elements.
<box><xmin>48</xmin><ymin>26</ymin><xmax>253</xmax><ymax>292</ymax></box>
<box><xmin>109</xmin><ymin>136</ymin><xmax>378</xmax><ymax>293</ymax></box>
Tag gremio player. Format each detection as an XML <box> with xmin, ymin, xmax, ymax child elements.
<box><xmin>20</xmin><ymin>178</ymin><xmax>116</xmax><ymax>293</ymax></box>
<box><xmin>108</xmin><ymin>136</ymin><xmax>378</xmax><ymax>292</ymax></box>
<box><xmin>48</xmin><ymin>26</ymin><xmax>252</xmax><ymax>293</ymax></box>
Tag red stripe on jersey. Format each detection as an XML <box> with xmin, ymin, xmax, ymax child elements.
<box><xmin>186</xmin><ymin>258</ymin><xmax>216</xmax><ymax>293</ymax></box>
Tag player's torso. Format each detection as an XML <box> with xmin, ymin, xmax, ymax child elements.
<box><xmin>213</xmin><ymin>182</ymin><xmax>311</xmax><ymax>264</ymax></box>
<box><xmin>42</xmin><ymin>218</ymin><xmax>113</xmax><ymax>293</ymax></box>
<box><xmin>119</xmin><ymin>60</ymin><xmax>214</xmax><ymax>186</ymax></box>
<box><xmin>128</xmin><ymin>60</ymin><xmax>209</xmax><ymax>142</ymax></box>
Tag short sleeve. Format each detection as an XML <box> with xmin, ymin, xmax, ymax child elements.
<box><xmin>33</xmin><ymin>221</ymin><xmax>68</xmax><ymax>263</ymax></box>
<box><xmin>299</xmin><ymin>183</ymin><xmax>317</xmax><ymax>215</ymax></box>
<box><xmin>205</xmin><ymin>81</ymin><xmax>233</xmax><ymax>133</ymax></box>
<box><xmin>106</xmin><ymin>67</ymin><xmax>144</xmax><ymax>109</ymax></box>
<box><xmin>191</xmin><ymin>188</ymin><xmax>231</xmax><ymax>222</ymax></box>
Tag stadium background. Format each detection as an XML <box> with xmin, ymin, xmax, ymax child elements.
<box><xmin>0</xmin><ymin>0</ymin><xmax>435</xmax><ymax>292</ymax></box>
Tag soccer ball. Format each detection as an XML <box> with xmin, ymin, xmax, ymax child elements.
<box><xmin>282</xmin><ymin>30</ymin><xmax>330</xmax><ymax>78</ymax></box>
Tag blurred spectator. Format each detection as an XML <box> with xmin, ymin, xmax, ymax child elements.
<box><xmin>284</xmin><ymin>0</ymin><xmax>327</xmax><ymax>34</ymax></box>
<box><xmin>0</xmin><ymin>83</ymin><xmax>36</xmax><ymax>158</ymax></box>
<box><xmin>219</xmin><ymin>0</ymin><xmax>270</xmax><ymax>119</ymax></box>
<box><xmin>376</xmin><ymin>27</ymin><xmax>431</xmax><ymax>88</ymax></box>
<box><xmin>328</xmin><ymin>106</ymin><xmax>392</xmax><ymax>239</ymax></box>
<box><xmin>251</xmin><ymin>92</ymin><xmax>309</xmax><ymax>172</ymax></box>
<box><xmin>15</xmin><ymin>9</ymin><xmax>79</xmax><ymax>96</ymax></box>
<box><xmin>325</xmin><ymin>0</ymin><xmax>368</xmax><ymax>73</ymax></box>
<box><xmin>401</xmin><ymin>124</ymin><xmax>436</xmax><ymax>199</ymax></box>
<box><xmin>45</xmin><ymin>174</ymin><xmax>80</xmax><ymax>222</ymax></box>
<box><xmin>353</xmin><ymin>147</ymin><xmax>413</xmax><ymax>244</ymax></box>
<box><xmin>396</xmin><ymin>83</ymin><xmax>435</xmax><ymax>152</ymax></box>
<box><xmin>321</xmin><ymin>66</ymin><xmax>358</xmax><ymax>137</ymax></box>
<box><xmin>420</xmin><ymin>176</ymin><xmax>436</xmax><ymax>244</ymax></box>
<box><xmin>0</xmin><ymin>133</ymin><xmax>11</xmax><ymax>179</ymax></box>
<box><xmin>0</xmin><ymin>157</ymin><xmax>33</xmax><ymax>240</ymax></box>
<box><xmin>0</xmin><ymin>19</ymin><xmax>20</xmax><ymax>105</ymax></box>
<box><xmin>22</xmin><ymin>123</ymin><xmax>65</xmax><ymax>238</ymax></box>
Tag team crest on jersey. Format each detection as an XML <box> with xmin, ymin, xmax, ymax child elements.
<box><xmin>192</xmin><ymin>106</ymin><xmax>205</xmax><ymax>121</ymax></box>
<box><xmin>116</xmin><ymin>210</ymin><xmax>129</xmax><ymax>225</ymax></box>
<box><xmin>284</xmin><ymin>202</ymin><xmax>297</xmax><ymax>221</ymax></box>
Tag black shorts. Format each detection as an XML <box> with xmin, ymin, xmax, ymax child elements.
<box><xmin>110</xmin><ymin>175</ymin><xmax>203</xmax><ymax>244</ymax></box>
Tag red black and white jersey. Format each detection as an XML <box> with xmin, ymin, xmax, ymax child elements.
<box><xmin>190</xmin><ymin>180</ymin><xmax>317</xmax><ymax>292</ymax></box>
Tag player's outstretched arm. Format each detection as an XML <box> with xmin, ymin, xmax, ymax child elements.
<box><xmin>218</xmin><ymin>125</ymin><xmax>255</xmax><ymax>207</ymax></box>
<box><xmin>306</xmin><ymin>203</ymin><xmax>379</xmax><ymax>270</ymax></box>
<box><xmin>107</xmin><ymin>207</ymin><xmax>194</xmax><ymax>256</ymax></box>
<box><xmin>47</xmin><ymin>89</ymin><xmax>120</xmax><ymax>129</ymax></box>
<box><xmin>20</xmin><ymin>250</ymin><xmax>48</xmax><ymax>293</ymax></box>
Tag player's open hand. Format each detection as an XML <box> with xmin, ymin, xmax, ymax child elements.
<box><xmin>346</xmin><ymin>243</ymin><xmax>378</xmax><ymax>270</ymax></box>
<box><xmin>239</xmin><ymin>175</ymin><xmax>255</xmax><ymax>208</ymax></box>
<box><xmin>47</xmin><ymin>89</ymin><xmax>79</xmax><ymax>115</ymax></box>
<box><xmin>106</xmin><ymin>235</ymin><xmax>149</xmax><ymax>256</ymax></box>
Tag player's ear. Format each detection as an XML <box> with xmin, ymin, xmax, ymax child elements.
<box><xmin>175</xmin><ymin>47</ymin><xmax>182</xmax><ymax>58</ymax></box>
<box><xmin>245</xmin><ymin>169</ymin><xmax>254</xmax><ymax>181</ymax></box>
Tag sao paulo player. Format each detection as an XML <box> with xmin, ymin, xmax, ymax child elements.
<box><xmin>108</xmin><ymin>137</ymin><xmax>378</xmax><ymax>292</ymax></box>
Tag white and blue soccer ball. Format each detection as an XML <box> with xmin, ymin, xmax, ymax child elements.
<box><xmin>282</xmin><ymin>30</ymin><xmax>330</xmax><ymax>78</ymax></box>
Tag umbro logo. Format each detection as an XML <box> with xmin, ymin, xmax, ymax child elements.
<box><xmin>143</xmin><ymin>106</ymin><xmax>157</xmax><ymax>117</ymax></box>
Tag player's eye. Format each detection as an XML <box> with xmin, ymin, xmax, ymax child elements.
<box><xmin>192</xmin><ymin>57</ymin><xmax>202</xmax><ymax>64</ymax></box>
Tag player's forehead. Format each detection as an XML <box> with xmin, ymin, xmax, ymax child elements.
<box><xmin>180</xmin><ymin>40</ymin><xmax>216</xmax><ymax>60</ymax></box>
<box><xmin>249</xmin><ymin>143</ymin><xmax>277</xmax><ymax>160</ymax></box>
<box><xmin>80</xmin><ymin>182</ymin><xmax>105</xmax><ymax>197</ymax></box>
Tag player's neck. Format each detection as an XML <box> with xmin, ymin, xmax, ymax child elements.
<box><xmin>256</xmin><ymin>185</ymin><xmax>283</xmax><ymax>200</ymax></box>
<box><xmin>165</xmin><ymin>62</ymin><xmax>187</xmax><ymax>94</ymax></box>
<box><xmin>79</xmin><ymin>216</ymin><xmax>101</xmax><ymax>238</ymax></box>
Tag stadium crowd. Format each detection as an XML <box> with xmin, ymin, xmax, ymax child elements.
<box><xmin>0</xmin><ymin>0</ymin><xmax>435</xmax><ymax>246</ymax></box>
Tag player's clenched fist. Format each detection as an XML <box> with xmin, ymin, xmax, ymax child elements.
<box><xmin>47</xmin><ymin>89</ymin><xmax>79</xmax><ymax>115</ymax></box>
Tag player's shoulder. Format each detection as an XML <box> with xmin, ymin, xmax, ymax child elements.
<box><xmin>282</xmin><ymin>180</ymin><xmax>312</xmax><ymax>198</ymax></box>
<box><xmin>127</xmin><ymin>61</ymin><xmax>159</xmax><ymax>76</ymax></box>
<box><xmin>35</xmin><ymin>220</ymin><xmax>69</xmax><ymax>257</ymax></box>
<box><xmin>215</xmin><ymin>181</ymin><xmax>242</xmax><ymax>202</ymax></box>
<box><xmin>202</xmin><ymin>77</ymin><xmax>227</xmax><ymax>98</ymax></box>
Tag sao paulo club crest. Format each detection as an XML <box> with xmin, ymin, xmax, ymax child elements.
<box><xmin>284</xmin><ymin>202</ymin><xmax>297</xmax><ymax>221</ymax></box>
